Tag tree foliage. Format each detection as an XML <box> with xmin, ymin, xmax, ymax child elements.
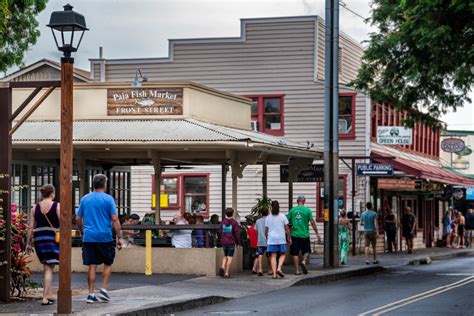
<box><xmin>351</xmin><ymin>0</ymin><xmax>473</xmax><ymax>127</ymax></box>
<box><xmin>0</xmin><ymin>0</ymin><xmax>47</xmax><ymax>73</ymax></box>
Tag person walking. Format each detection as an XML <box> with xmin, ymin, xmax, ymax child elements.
<box><xmin>401</xmin><ymin>207</ymin><xmax>416</xmax><ymax>254</ymax></box>
<box><xmin>443</xmin><ymin>209</ymin><xmax>453</xmax><ymax>247</ymax></box>
<box><xmin>338</xmin><ymin>210</ymin><xmax>350</xmax><ymax>265</ymax></box>
<box><xmin>219</xmin><ymin>208</ymin><xmax>240</xmax><ymax>278</ymax></box>
<box><xmin>457</xmin><ymin>211</ymin><xmax>466</xmax><ymax>249</ymax></box>
<box><xmin>266</xmin><ymin>200</ymin><xmax>291</xmax><ymax>279</ymax></box>
<box><xmin>465</xmin><ymin>209</ymin><xmax>474</xmax><ymax>247</ymax></box>
<box><xmin>247</xmin><ymin>218</ymin><xmax>258</xmax><ymax>274</ymax></box>
<box><xmin>25</xmin><ymin>184</ymin><xmax>59</xmax><ymax>305</ymax></box>
<box><xmin>286</xmin><ymin>195</ymin><xmax>320</xmax><ymax>275</ymax></box>
<box><xmin>361</xmin><ymin>202</ymin><xmax>379</xmax><ymax>264</ymax></box>
<box><xmin>75</xmin><ymin>174</ymin><xmax>122</xmax><ymax>304</ymax></box>
<box><xmin>385</xmin><ymin>208</ymin><xmax>398</xmax><ymax>253</ymax></box>
<box><xmin>255</xmin><ymin>207</ymin><xmax>271</xmax><ymax>276</ymax></box>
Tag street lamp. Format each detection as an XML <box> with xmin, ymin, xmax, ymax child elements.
<box><xmin>47</xmin><ymin>4</ymin><xmax>88</xmax><ymax>314</ymax></box>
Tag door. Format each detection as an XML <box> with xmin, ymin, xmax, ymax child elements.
<box><xmin>424</xmin><ymin>199</ymin><xmax>435</xmax><ymax>248</ymax></box>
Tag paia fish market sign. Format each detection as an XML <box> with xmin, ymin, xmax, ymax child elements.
<box><xmin>107</xmin><ymin>88</ymin><xmax>183</xmax><ymax>115</ymax></box>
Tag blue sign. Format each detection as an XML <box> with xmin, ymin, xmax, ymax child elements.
<box><xmin>356</xmin><ymin>163</ymin><xmax>393</xmax><ymax>176</ymax></box>
<box><xmin>467</xmin><ymin>187</ymin><xmax>474</xmax><ymax>200</ymax></box>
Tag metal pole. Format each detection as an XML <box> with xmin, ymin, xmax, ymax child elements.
<box><xmin>58</xmin><ymin>58</ymin><xmax>74</xmax><ymax>314</ymax></box>
<box><xmin>351</xmin><ymin>159</ymin><xmax>357</xmax><ymax>256</ymax></box>
<box><xmin>0</xmin><ymin>86</ymin><xmax>12</xmax><ymax>303</ymax></box>
<box><xmin>324</xmin><ymin>0</ymin><xmax>339</xmax><ymax>268</ymax></box>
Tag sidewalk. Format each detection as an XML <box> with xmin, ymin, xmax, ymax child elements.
<box><xmin>1</xmin><ymin>247</ymin><xmax>472</xmax><ymax>315</ymax></box>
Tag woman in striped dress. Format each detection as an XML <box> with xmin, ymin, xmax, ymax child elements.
<box><xmin>26</xmin><ymin>184</ymin><xmax>60</xmax><ymax>305</ymax></box>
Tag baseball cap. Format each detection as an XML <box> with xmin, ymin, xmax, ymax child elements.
<box><xmin>297</xmin><ymin>195</ymin><xmax>306</xmax><ymax>201</ymax></box>
<box><xmin>130</xmin><ymin>213</ymin><xmax>140</xmax><ymax>220</ymax></box>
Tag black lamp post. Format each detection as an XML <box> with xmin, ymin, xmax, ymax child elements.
<box><xmin>47</xmin><ymin>4</ymin><xmax>88</xmax><ymax>314</ymax></box>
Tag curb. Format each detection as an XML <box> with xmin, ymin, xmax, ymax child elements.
<box><xmin>115</xmin><ymin>296</ymin><xmax>229</xmax><ymax>316</ymax></box>
<box><xmin>409</xmin><ymin>249</ymin><xmax>473</xmax><ymax>265</ymax></box>
<box><xmin>292</xmin><ymin>266</ymin><xmax>385</xmax><ymax>286</ymax></box>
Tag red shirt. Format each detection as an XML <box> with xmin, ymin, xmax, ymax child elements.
<box><xmin>248</xmin><ymin>226</ymin><xmax>258</xmax><ymax>249</ymax></box>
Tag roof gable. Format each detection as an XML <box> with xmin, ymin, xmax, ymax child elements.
<box><xmin>1</xmin><ymin>59</ymin><xmax>90</xmax><ymax>82</ymax></box>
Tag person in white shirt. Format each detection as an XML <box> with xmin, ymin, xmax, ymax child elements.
<box><xmin>168</xmin><ymin>214</ymin><xmax>192</xmax><ymax>248</ymax></box>
<box><xmin>265</xmin><ymin>200</ymin><xmax>291</xmax><ymax>279</ymax></box>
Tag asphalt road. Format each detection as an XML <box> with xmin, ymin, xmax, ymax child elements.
<box><xmin>179</xmin><ymin>255</ymin><xmax>474</xmax><ymax>316</ymax></box>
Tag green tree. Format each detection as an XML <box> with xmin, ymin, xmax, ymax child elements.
<box><xmin>0</xmin><ymin>0</ymin><xmax>47</xmax><ymax>73</ymax></box>
<box><xmin>351</xmin><ymin>0</ymin><xmax>473</xmax><ymax>127</ymax></box>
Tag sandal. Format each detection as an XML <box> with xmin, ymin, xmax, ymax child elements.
<box><xmin>277</xmin><ymin>270</ymin><xmax>285</xmax><ymax>278</ymax></box>
<box><xmin>257</xmin><ymin>272</ymin><xmax>264</xmax><ymax>276</ymax></box>
<box><xmin>300</xmin><ymin>262</ymin><xmax>308</xmax><ymax>275</ymax></box>
<box><xmin>295</xmin><ymin>272</ymin><xmax>302</xmax><ymax>275</ymax></box>
<box><xmin>41</xmin><ymin>300</ymin><xmax>54</xmax><ymax>306</ymax></box>
<box><xmin>219</xmin><ymin>268</ymin><xmax>225</xmax><ymax>277</ymax></box>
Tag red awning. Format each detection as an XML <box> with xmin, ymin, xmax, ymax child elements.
<box><xmin>371</xmin><ymin>151</ymin><xmax>474</xmax><ymax>187</ymax></box>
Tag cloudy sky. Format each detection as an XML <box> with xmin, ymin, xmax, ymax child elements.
<box><xmin>14</xmin><ymin>0</ymin><xmax>474</xmax><ymax>130</ymax></box>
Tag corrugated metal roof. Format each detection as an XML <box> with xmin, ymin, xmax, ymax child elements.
<box><xmin>13</xmin><ymin>119</ymin><xmax>320</xmax><ymax>154</ymax></box>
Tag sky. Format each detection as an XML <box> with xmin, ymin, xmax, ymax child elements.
<box><xmin>11</xmin><ymin>0</ymin><xmax>474</xmax><ymax>130</ymax></box>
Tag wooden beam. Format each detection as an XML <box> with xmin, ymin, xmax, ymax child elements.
<box><xmin>0</xmin><ymin>87</ymin><xmax>12</xmax><ymax>303</ymax></box>
<box><xmin>10</xmin><ymin>87</ymin><xmax>42</xmax><ymax>123</ymax></box>
<box><xmin>9</xmin><ymin>81</ymin><xmax>61</xmax><ymax>88</ymax></box>
<box><xmin>10</xmin><ymin>86</ymin><xmax>55</xmax><ymax>136</ymax></box>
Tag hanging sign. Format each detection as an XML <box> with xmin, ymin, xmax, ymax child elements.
<box><xmin>377</xmin><ymin>178</ymin><xmax>421</xmax><ymax>190</ymax></box>
<box><xmin>280</xmin><ymin>164</ymin><xmax>324</xmax><ymax>183</ymax></box>
<box><xmin>441</xmin><ymin>138</ymin><xmax>465</xmax><ymax>153</ymax></box>
<box><xmin>356</xmin><ymin>163</ymin><xmax>393</xmax><ymax>176</ymax></box>
<box><xmin>377</xmin><ymin>126</ymin><xmax>412</xmax><ymax>145</ymax></box>
<box><xmin>107</xmin><ymin>88</ymin><xmax>183</xmax><ymax>115</ymax></box>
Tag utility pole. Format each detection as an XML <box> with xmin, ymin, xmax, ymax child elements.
<box><xmin>323</xmin><ymin>0</ymin><xmax>340</xmax><ymax>268</ymax></box>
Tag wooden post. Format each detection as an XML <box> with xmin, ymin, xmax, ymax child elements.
<box><xmin>262</xmin><ymin>162</ymin><xmax>268</xmax><ymax>199</ymax></box>
<box><xmin>232</xmin><ymin>172</ymin><xmax>238</xmax><ymax>214</ymax></box>
<box><xmin>0</xmin><ymin>86</ymin><xmax>12</xmax><ymax>303</ymax></box>
<box><xmin>221</xmin><ymin>164</ymin><xmax>227</xmax><ymax>219</ymax></box>
<box><xmin>58</xmin><ymin>60</ymin><xmax>73</xmax><ymax>314</ymax></box>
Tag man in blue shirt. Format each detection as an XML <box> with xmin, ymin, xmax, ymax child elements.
<box><xmin>361</xmin><ymin>202</ymin><xmax>379</xmax><ymax>265</ymax></box>
<box><xmin>76</xmin><ymin>174</ymin><xmax>122</xmax><ymax>304</ymax></box>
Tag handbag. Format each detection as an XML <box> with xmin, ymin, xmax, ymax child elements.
<box><xmin>43</xmin><ymin>211</ymin><xmax>60</xmax><ymax>243</ymax></box>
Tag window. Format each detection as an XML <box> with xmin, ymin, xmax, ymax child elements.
<box><xmin>184</xmin><ymin>176</ymin><xmax>208</xmax><ymax>214</ymax></box>
<box><xmin>162</xmin><ymin>177</ymin><xmax>179</xmax><ymax>208</ymax></box>
<box><xmin>153</xmin><ymin>174</ymin><xmax>209</xmax><ymax>215</ymax></box>
<box><xmin>247</xmin><ymin>95</ymin><xmax>284</xmax><ymax>136</ymax></box>
<box><xmin>339</xmin><ymin>93</ymin><xmax>356</xmax><ymax>140</ymax></box>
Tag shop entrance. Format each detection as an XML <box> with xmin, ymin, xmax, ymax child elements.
<box><xmin>424</xmin><ymin>198</ymin><xmax>435</xmax><ymax>248</ymax></box>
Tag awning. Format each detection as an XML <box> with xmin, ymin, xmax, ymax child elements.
<box><xmin>372</xmin><ymin>150</ymin><xmax>474</xmax><ymax>187</ymax></box>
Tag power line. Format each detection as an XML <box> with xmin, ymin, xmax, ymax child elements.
<box><xmin>339</xmin><ymin>1</ymin><xmax>368</xmax><ymax>22</ymax></box>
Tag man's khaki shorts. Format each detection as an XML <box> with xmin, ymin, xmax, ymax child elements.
<box><xmin>364</xmin><ymin>232</ymin><xmax>377</xmax><ymax>248</ymax></box>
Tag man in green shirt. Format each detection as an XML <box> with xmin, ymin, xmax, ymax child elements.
<box><xmin>287</xmin><ymin>195</ymin><xmax>320</xmax><ymax>275</ymax></box>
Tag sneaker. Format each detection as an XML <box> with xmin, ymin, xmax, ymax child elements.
<box><xmin>86</xmin><ymin>294</ymin><xmax>98</xmax><ymax>304</ymax></box>
<box><xmin>365</xmin><ymin>261</ymin><xmax>370</xmax><ymax>265</ymax></box>
<box><xmin>373</xmin><ymin>260</ymin><xmax>379</xmax><ymax>264</ymax></box>
<box><xmin>98</xmin><ymin>288</ymin><xmax>110</xmax><ymax>302</ymax></box>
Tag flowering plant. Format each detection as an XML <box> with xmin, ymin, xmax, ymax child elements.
<box><xmin>0</xmin><ymin>204</ymin><xmax>33</xmax><ymax>297</ymax></box>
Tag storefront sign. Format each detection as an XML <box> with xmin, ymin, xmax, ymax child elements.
<box><xmin>377</xmin><ymin>126</ymin><xmax>412</xmax><ymax>145</ymax></box>
<box><xmin>377</xmin><ymin>178</ymin><xmax>420</xmax><ymax>190</ymax></box>
<box><xmin>107</xmin><ymin>88</ymin><xmax>183</xmax><ymax>115</ymax></box>
<box><xmin>452</xmin><ymin>188</ymin><xmax>465</xmax><ymax>201</ymax></box>
<box><xmin>280</xmin><ymin>164</ymin><xmax>324</xmax><ymax>182</ymax></box>
<box><xmin>356</xmin><ymin>163</ymin><xmax>393</xmax><ymax>176</ymax></box>
<box><xmin>441</xmin><ymin>138</ymin><xmax>465</xmax><ymax>153</ymax></box>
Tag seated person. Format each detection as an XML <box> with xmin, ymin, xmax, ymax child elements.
<box><xmin>121</xmin><ymin>213</ymin><xmax>141</xmax><ymax>246</ymax></box>
<box><xmin>167</xmin><ymin>213</ymin><xmax>192</xmax><ymax>248</ymax></box>
<box><xmin>194</xmin><ymin>215</ymin><xmax>205</xmax><ymax>248</ymax></box>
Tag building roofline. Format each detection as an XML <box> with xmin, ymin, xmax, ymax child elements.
<box><xmin>89</xmin><ymin>15</ymin><xmax>363</xmax><ymax>65</ymax></box>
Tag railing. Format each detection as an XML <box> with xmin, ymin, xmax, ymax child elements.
<box><xmin>73</xmin><ymin>224</ymin><xmax>221</xmax><ymax>248</ymax></box>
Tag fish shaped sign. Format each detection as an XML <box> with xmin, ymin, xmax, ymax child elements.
<box><xmin>107</xmin><ymin>88</ymin><xmax>183</xmax><ymax>115</ymax></box>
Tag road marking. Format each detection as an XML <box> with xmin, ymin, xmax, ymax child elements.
<box><xmin>358</xmin><ymin>276</ymin><xmax>474</xmax><ymax>316</ymax></box>
<box><xmin>436</xmin><ymin>273</ymin><xmax>474</xmax><ymax>276</ymax></box>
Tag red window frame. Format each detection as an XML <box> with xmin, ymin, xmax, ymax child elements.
<box><xmin>339</xmin><ymin>93</ymin><xmax>356</xmax><ymax>140</ymax></box>
<box><xmin>151</xmin><ymin>173</ymin><xmax>210</xmax><ymax>215</ymax></box>
<box><xmin>315</xmin><ymin>175</ymin><xmax>348</xmax><ymax>222</ymax></box>
<box><xmin>246</xmin><ymin>94</ymin><xmax>285</xmax><ymax>136</ymax></box>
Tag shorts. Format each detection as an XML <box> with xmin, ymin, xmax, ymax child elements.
<box><xmin>364</xmin><ymin>232</ymin><xmax>377</xmax><ymax>248</ymax></box>
<box><xmin>256</xmin><ymin>246</ymin><xmax>267</xmax><ymax>256</ymax></box>
<box><xmin>290</xmin><ymin>236</ymin><xmax>311</xmax><ymax>256</ymax></box>
<box><xmin>403</xmin><ymin>230</ymin><xmax>415</xmax><ymax>239</ymax></box>
<box><xmin>223</xmin><ymin>245</ymin><xmax>235</xmax><ymax>257</ymax></box>
<box><xmin>266</xmin><ymin>244</ymin><xmax>286</xmax><ymax>254</ymax></box>
<box><xmin>82</xmin><ymin>242</ymin><xmax>115</xmax><ymax>266</ymax></box>
<box><xmin>458</xmin><ymin>224</ymin><xmax>465</xmax><ymax>236</ymax></box>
